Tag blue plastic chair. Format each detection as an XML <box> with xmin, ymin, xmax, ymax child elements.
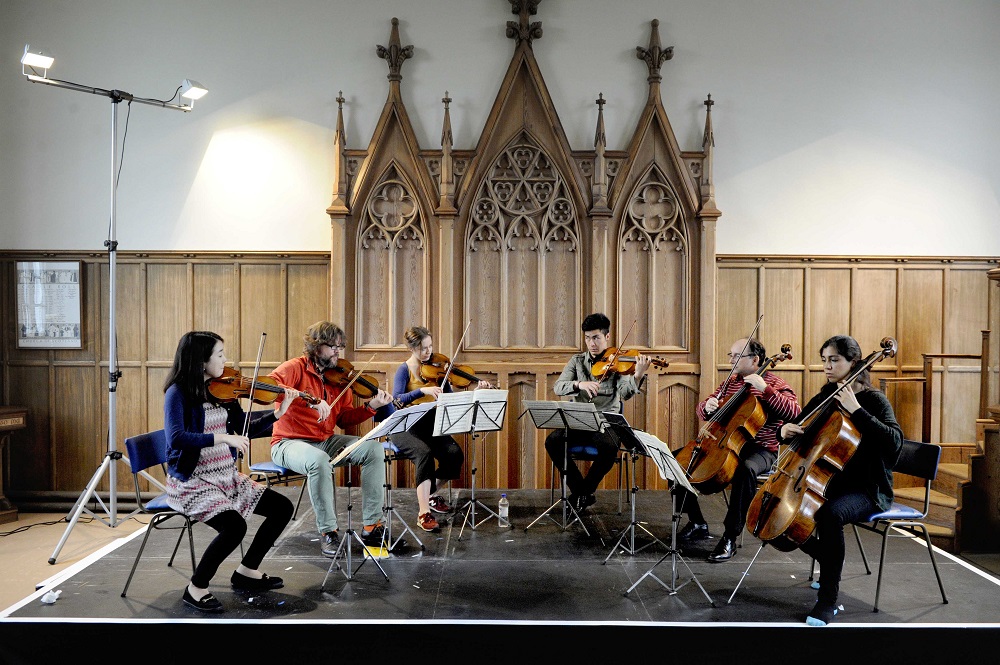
<box><xmin>120</xmin><ymin>429</ymin><xmax>197</xmax><ymax>598</ymax></box>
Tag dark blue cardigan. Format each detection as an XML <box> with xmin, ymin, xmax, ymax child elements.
<box><xmin>163</xmin><ymin>383</ymin><xmax>277</xmax><ymax>481</ymax></box>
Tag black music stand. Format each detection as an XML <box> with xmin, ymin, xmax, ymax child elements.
<box><xmin>327</xmin><ymin>401</ymin><xmax>436</xmax><ymax>580</ymax></box>
<box><xmin>600</xmin><ymin>412</ymin><xmax>667</xmax><ymax>562</ymax></box>
<box><xmin>433</xmin><ymin>389</ymin><xmax>509</xmax><ymax>539</ymax></box>
<box><xmin>623</xmin><ymin>430</ymin><xmax>715</xmax><ymax>606</ymax></box>
<box><xmin>521</xmin><ymin>400</ymin><xmax>604</xmax><ymax>535</ymax></box>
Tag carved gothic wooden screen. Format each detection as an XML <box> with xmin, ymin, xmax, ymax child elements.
<box><xmin>356</xmin><ymin>165</ymin><xmax>427</xmax><ymax>347</ymax></box>
<box><xmin>328</xmin><ymin>5</ymin><xmax>720</xmax><ymax>490</ymax></box>
<box><xmin>618</xmin><ymin>165</ymin><xmax>691</xmax><ymax>349</ymax></box>
<box><xmin>466</xmin><ymin>133</ymin><xmax>580</xmax><ymax>349</ymax></box>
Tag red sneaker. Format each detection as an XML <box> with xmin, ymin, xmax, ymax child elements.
<box><xmin>418</xmin><ymin>512</ymin><xmax>439</xmax><ymax>532</ymax></box>
<box><xmin>428</xmin><ymin>495</ymin><xmax>451</xmax><ymax>513</ymax></box>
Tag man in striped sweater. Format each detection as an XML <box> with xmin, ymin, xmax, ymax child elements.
<box><xmin>674</xmin><ymin>337</ymin><xmax>801</xmax><ymax>562</ymax></box>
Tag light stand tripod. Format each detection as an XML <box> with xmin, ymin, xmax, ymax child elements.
<box><xmin>601</xmin><ymin>413</ymin><xmax>666</xmax><ymax>563</ymax></box>
<box><xmin>27</xmin><ymin>72</ymin><xmax>204</xmax><ymax>564</ymax></box>
<box><xmin>522</xmin><ymin>400</ymin><xmax>603</xmax><ymax>534</ymax></box>
<box><xmin>622</xmin><ymin>428</ymin><xmax>715</xmax><ymax>606</ymax></box>
<box><xmin>439</xmin><ymin>389</ymin><xmax>508</xmax><ymax>540</ymax></box>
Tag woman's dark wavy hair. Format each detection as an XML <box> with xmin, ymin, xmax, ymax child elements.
<box><xmin>164</xmin><ymin>331</ymin><xmax>223</xmax><ymax>402</ymax></box>
<box><xmin>820</xmin><ymin>334</ymin><xmax>874</xmax><ymax>391</ymax></box>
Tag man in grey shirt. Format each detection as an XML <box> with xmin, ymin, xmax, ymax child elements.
<box><xmin>545</xmin><ymin>313</ymin><xmax>651</xmax><ymax>513</ymax></box>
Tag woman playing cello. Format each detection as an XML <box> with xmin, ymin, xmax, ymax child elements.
<box><xmin>386</xmin><ymin>326</ymin><xmax>490</xmax><ymax>532</ymax></box>
<box><xmin>781</xmin><ymin>335</ymin><xmax>902</xmax><ymax>626</ymax></box>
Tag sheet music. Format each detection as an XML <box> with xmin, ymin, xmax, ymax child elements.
<box><xmin>433</xmin><ymin>389</ymin><xmax>508</xmax><ymax>436</ymax></box>
<box><xmin>330</xmin><ymin>401</ymin><xmax>436</xmax><ymax>465</ymax></box>
<box><xmin>521</xmin><ymin>400</ymin><xmax>606</xmax><ymax>432</ymax></box>
<box><xmin>632</xmin><ymin>429</ymin><xmax>697</xmax><ymax>493</ymax></box>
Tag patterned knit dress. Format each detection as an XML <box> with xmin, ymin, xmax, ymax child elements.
<box><xmin>166</xmin><ymin>402</ymin><xmax>265</xmax><ymax>522</ymax></box>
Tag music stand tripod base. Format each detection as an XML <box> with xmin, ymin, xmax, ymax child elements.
<box><xmin>624</xmin><ymin>492</ymin><xmax>715</xmax><ymax>607</ymax></box>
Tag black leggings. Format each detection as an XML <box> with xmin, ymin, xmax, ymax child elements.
<box><xmin>190</xmin><ymin>488</ymin><xmax>293</xmax><ymax>589</ymax></box>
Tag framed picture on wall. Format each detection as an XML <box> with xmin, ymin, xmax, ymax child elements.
<box><xmin>15</xmin><ymin>261</ymin><xmax>83</xmax><ymax>349</ymax></box>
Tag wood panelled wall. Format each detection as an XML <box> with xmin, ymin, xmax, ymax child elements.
<box><xmin>0</xmin><ymin>252</ymin><xmax>330</xmax><ymax>501</ymax></box>
<box><xmin>2</xmin><ymin>251</ymin><xmax>996</xmax><ymax>505</ymax></box>
<box><xmin>714</xmin><ymin>256</ymin><xmax>998</xmax><ymax>448</ymax></box>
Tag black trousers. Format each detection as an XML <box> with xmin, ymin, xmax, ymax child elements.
<box><xmin>544</xmin><ymin>429</ymin><xmax>618</xmax><ymax>497</ymax></box>
<box><xmin>191</xmin><ymin>488</ymin><xmax>293</xmax><ymax>589</ymax></box>
<box><xmin>388</xmin><ymin>416</ymin><xmax>464</xmax><ymax>495</ymax></box>
<box><xmin>672</xmin><ymin>442</ymin><xmax>775</xmax><ymax>540</ymax></box>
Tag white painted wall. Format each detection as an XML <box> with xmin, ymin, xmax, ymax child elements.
<box><xmin>3</xmin><ymin>0</ymin><xmax>998</xmax><ymax>256</ymax></box>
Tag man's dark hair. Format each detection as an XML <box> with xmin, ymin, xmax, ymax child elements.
<box><xmin>581</xmin><ymin>312</ymin><xmax>611</xmax><ymax>334</ymax></box>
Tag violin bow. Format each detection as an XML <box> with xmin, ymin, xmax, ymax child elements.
<box><xmin>238</xmin><ymin>332</ymin><xmax>268</xmax><ymax>458</ymax></box>
<box><xmin>440</xmin><ymin>320</ymin><xmax>472</xmax><ymax>388</ymax></box>
<box><xmin>328</xmin><ymin>353</ymin><xmax>377</xmax><ymax>409</ymax></box>
<box><xmin>713</xmin><ymin>314</ymin><xmax>764</xmax><ymax>400</ymax></box>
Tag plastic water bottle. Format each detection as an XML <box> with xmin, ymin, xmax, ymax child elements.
<box><xmin>498</xmin><ymin>493</ymin><xmax>510</xmax><ymax>528</ymax></box>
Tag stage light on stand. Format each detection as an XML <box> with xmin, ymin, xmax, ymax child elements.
<box><xmin>21</xmin><ymin>44</ymin><xmax>54</xmax><ymax>77</ymax></box>
<box><xmin>18</xmin><ymin>42</ymin><xmax>207</xmax><ymax>563</ymax></box>
<box><xmin>180</xmin><ymin>79</ymin><xmax>208</xmax><ymax>101</ymax></box>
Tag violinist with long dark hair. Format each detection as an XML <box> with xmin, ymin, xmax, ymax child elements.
<box><xmin>268</xmin><ymin>321</ymin><xmax>394</xmax><ymax>556</ymax></box>
<box><xmin>386</xmin><ymin>325</ymin><xmax>490</xmax><ymax>532</ymax></box>
<box><xmin>781</xmin><ymin>334</ymin><xmax>902</xmax><ymax>626</ymax></box>
<box><xmin>674</xmin><ymin>337</ymin><xmax>800</xmax><ymax>563</ymax></box>
<box><xmin>164</xmin><ymin>331</ymin><xmax>295</xmax><ymax>613</ymax></box>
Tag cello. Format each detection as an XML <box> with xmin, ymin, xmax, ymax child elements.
<box><xmin>674</xmin><ymin>343</ymin><xmax>793</xmax><ymax>495</ymax></box>
<box><xmin>745</xmin><ymin>337</ymin><xmax>898</xmax><ymax>551</ymax></box>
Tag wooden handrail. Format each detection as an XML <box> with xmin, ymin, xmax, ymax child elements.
<box><xmin>920</xmin><ymin>330</ymin><xmax>990</xmax><ymax>443</ymax></box>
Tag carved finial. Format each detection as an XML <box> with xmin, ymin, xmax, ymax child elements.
<box><xmin>594</xmin><ymin>93</ymin><xmax>606</xmax><ymax>148</ymax></box>
<box><xmin>703</xmin><ymin>94</ymin><xmax>715</xmax><ymax>149</ymax></box>
<box><xmin>336</xmin><ymin>90</ymin><xmax>346</xmax><ymax>142</ymax></box>
<box><xmin>441</xmin><ymin>90</ymin><xmax>453</xmax><ymax>147</ymax></box>
<box><xmin>636</xmin><ymin>18</ymin><xmax>674</xmax><ymax>83</ymax></box>
<box><xmin>506</xmin><ymin>0</ymin><xmax>543</xmax><ymax>46</ymax></box>
<box><xmin>376</xmin><ymin>17</ymin><xmax>413</xmax><ymax>82</ymax></box>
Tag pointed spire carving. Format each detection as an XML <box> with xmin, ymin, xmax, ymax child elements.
<box><xmin>636</xmin><ymin>19</ymin><xmax>674</xmax><ymax>85</ymax></box>
<box><xmin>438</xmin><ymin>91</ymin><xmax>456</xmax><ymax>213</ymax></box>
<box><xmin>700</xmin><ymin>94</ymin><xmax>719</xmax><ymax>215</ymax></box>
<box><xmin>329</xmin><ymin>91</ymin><xmax>349</xmax><ymax>213</ymax></box>
<box><xmin>376</xmin><ymin>17</ymin><xmax>413</xmax><ymax>83</ymax></box>
<box><xmin>506</xmin><ymin>0</ymin><xmax>543</xmax><ymax>47</ymax></box>
<box><xmin>591</xmin><ymin>93</ymin><xmax>610</xmax><ymax>215</ymax></box>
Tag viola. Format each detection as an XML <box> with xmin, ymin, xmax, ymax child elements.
<box><xmin>591</xmin><ymin>347</ymin><xmax>670</xmax><ymax>379</ymax></box>
<box><xmin>745</xmin><ymin>337</ymin><xmax>898</xmax><ymax>551</ymax></box>
<box><xmin>418</xmin><ymin>352</ymin><xmax>493</xmax><ymax>389</ymax></box>
<box><xmin>674</xmin><ymin>344</ymin><xmax>793</xmax><ymax>495</ymax></box>
<box><xmin>208</xmin><ymin>366</ymin><xmax>320</xmax><ymax>405</ymax></box>
<box><xmin>323</xmin><ymin>358</ymin><xmax>403</xmax><ymax>408</ymax></box>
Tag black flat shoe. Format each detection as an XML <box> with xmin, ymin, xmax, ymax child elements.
<box><xmin>182</xmin><ymin>588</ymin><xmax>224</xmax><ymax>613</ymax></box>
<box><xmin>231</xmin><ymin>571</ymin><xmax>284</xmax><ymax>591</ymax></box>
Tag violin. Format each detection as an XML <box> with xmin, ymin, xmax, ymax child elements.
<box><xmin>674</xmin><ymin>344</ymin><xmax>793</xmax><ymax>495</ymax></box>
<box><xmin>745</xmin><ymin>337</ymin><xmax>898</xmax><ymax>551</ymax></box>
<box><xmin>208</xmin><ymin>366</ymin><xmax>320</xmax><ymax>405</ymax></box>
<box><xmin>418</xmin><ymin>353</ymin><xmax>494</xmax><ymax>389</ymax></box>
<box><xmin>591</xmin><ymin>347</ymin><xmax>670</xmax><ymax>379</ymax></box>
<box><xmin>323</xmin><ymin>358</ymin><xmax>403</xmax><ymax>408</ymax></box>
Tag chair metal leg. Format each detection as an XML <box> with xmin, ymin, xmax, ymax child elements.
<box><xmin>383</xmin><ymin>453</ymin><xmax>424</xmax><ymax>552</ymax></box>
<box><xmin>872</xmin><ymin>522</ymin><xmax>948</xmax><ymax>613</ymax></box>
